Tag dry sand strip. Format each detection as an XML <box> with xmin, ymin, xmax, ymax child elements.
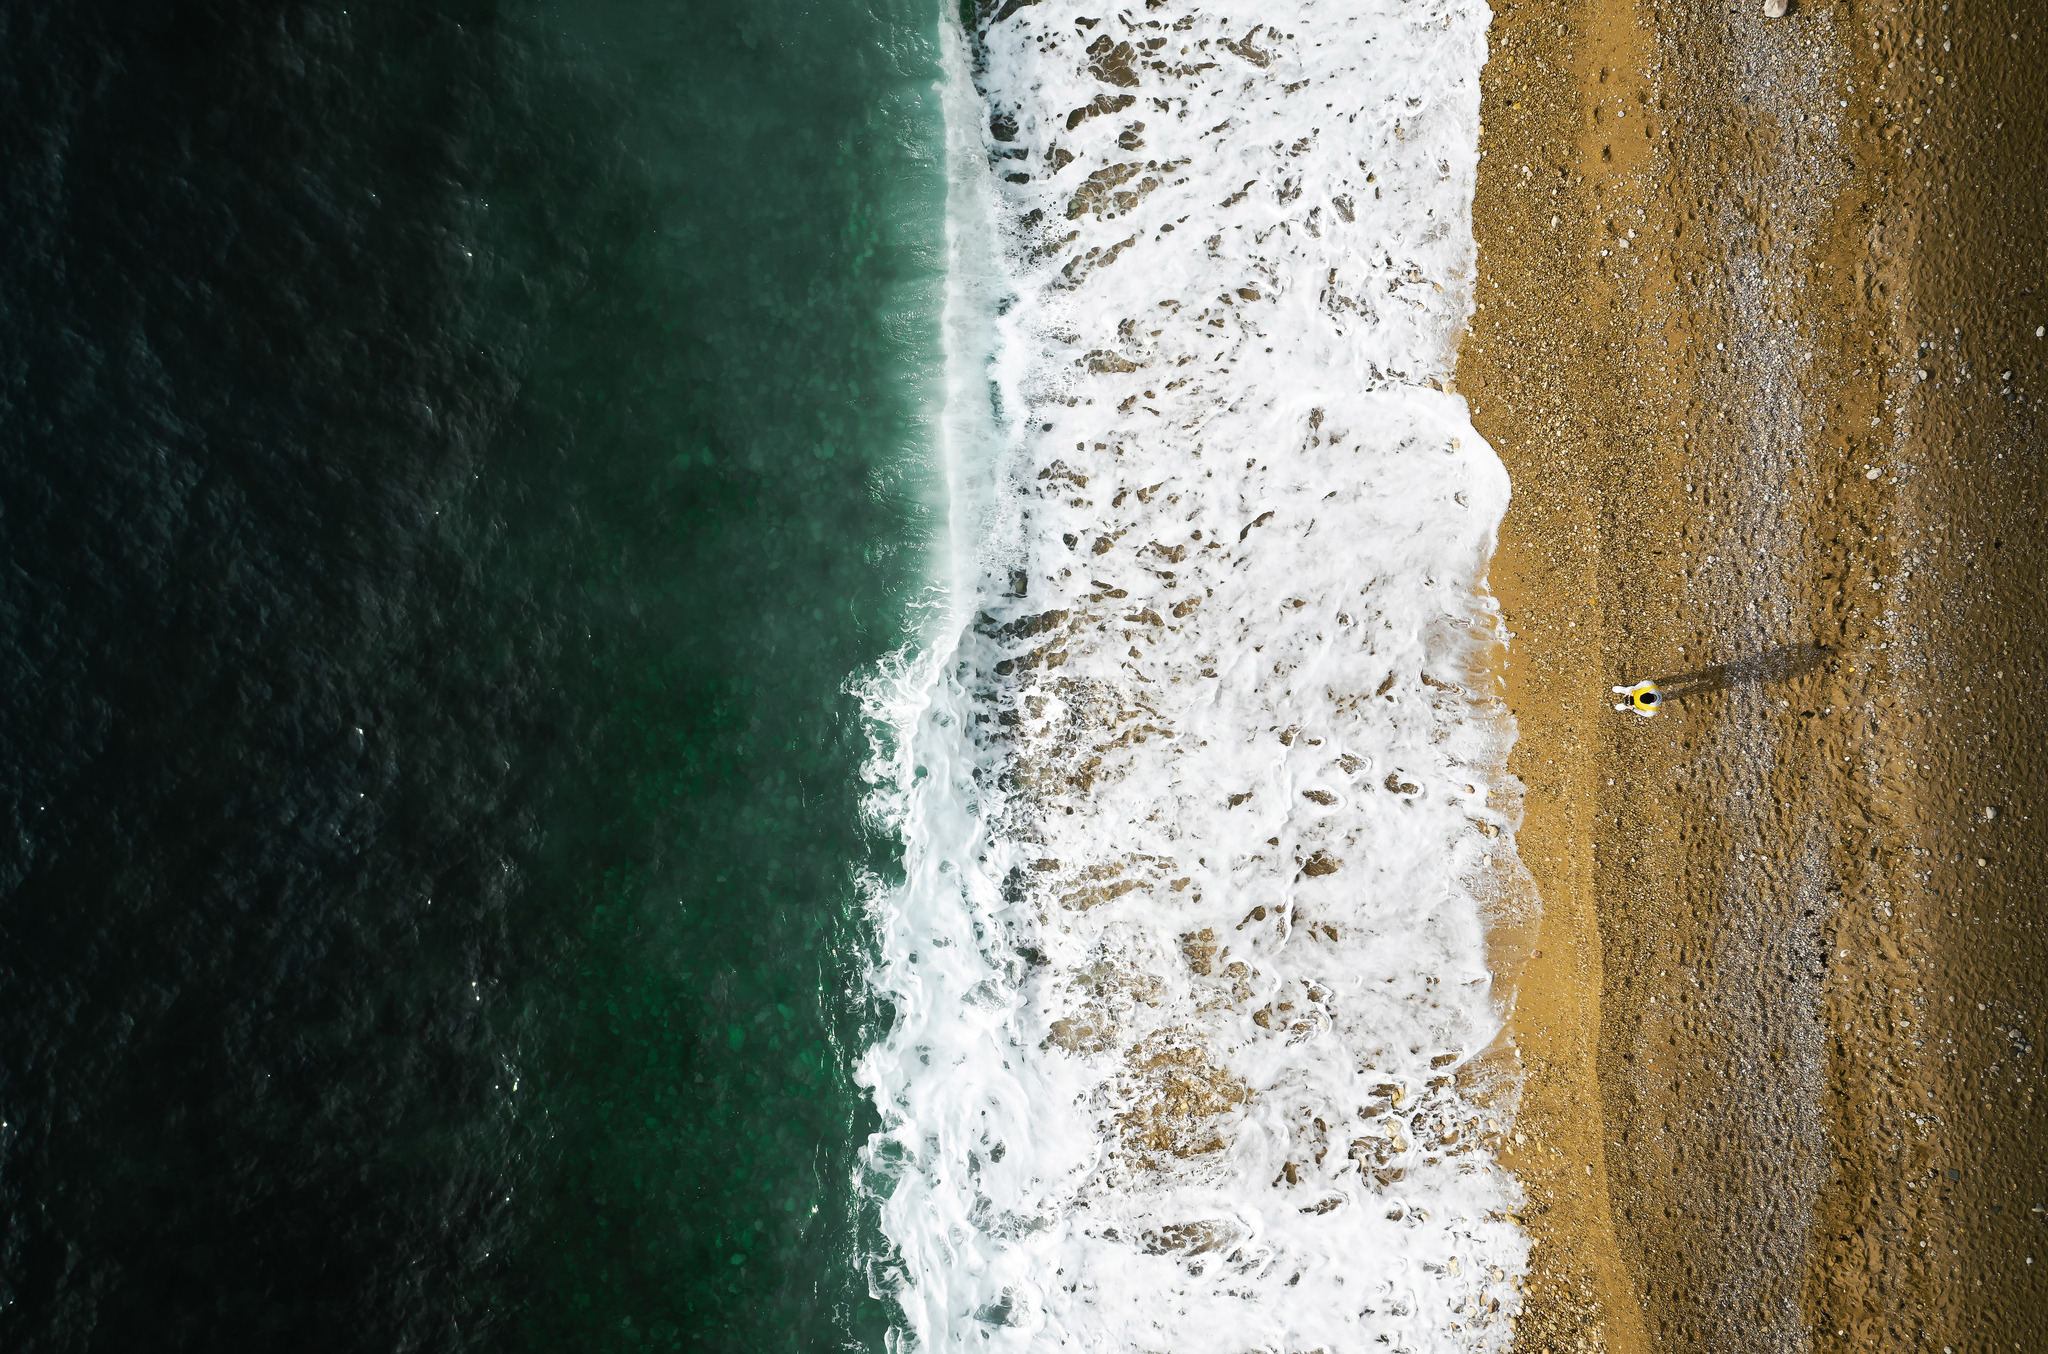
<box><xmin>1458</xmin><ymin>0</ymin><xmax>2048</xmax><ymax>1345</ymax></box>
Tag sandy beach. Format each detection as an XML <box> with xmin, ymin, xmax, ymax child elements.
<box><xmin>1461</xmin><ymin>0</ymin><xmax>2048</xmax><ymax>1344</ymax></box>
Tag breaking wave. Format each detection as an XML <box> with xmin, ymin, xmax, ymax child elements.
<box><xmin>860</xmin><ymin>2</ymin><xmax>1532</xmax><ymax>1348</ymax></box>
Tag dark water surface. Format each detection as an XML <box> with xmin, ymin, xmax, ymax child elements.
<box><xmin>0</xmin><ymin>1</ymin><xmax>944</xmax><ymax>1349</ymax></box>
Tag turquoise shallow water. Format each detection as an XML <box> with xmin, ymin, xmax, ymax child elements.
<box><xmin>0</xmin><ymin>1</ymin><xmax>944</xmax><ymax>1349</ymax></box>
<box><xmin>484</xmin><ymin>4</ymin><xmax>946</xmax><ymax>1347</ymax></box>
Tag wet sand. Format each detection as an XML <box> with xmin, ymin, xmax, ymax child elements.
<box><xmin>1460</xmin><ymin>0</ymin><xmax>2048</xmax><ymax>1344</ymax></box>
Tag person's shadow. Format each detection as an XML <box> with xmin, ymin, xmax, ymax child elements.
<box><xmin>1646</xmin><ymin>642</ymin><xmax>1832</xmax><ymax>705</ymax></box>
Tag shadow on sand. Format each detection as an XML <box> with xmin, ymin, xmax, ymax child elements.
<box><xmin>1646</xmin><ymin>642</ymin><xmax>1832</xmax><ymax>704</ymax></box>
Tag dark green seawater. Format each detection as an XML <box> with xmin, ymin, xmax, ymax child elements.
<box><xmin>0</xmin><ymin>1</ymin><xmax>944</xmax><ymax>1349</ymax></box>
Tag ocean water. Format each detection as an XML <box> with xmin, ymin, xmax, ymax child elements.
<box><xmin>862</xmin><ymin>2</ymin><xmax>1531</xmax><ymax>1350</ymax></box>
<box><xmin>0</xmin><ymin>1</ymin><xmax>944</xmax><ymax>1350</ymax></box>
<box><xmin>1</xmin><ymin>0</ymin><xmax>1527</xmax><ymax>1348</ymax></box>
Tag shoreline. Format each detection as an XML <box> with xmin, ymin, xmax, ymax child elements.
<box><xmin>880</xmin><ymin>3</ymin><xmax>1533</xmax><ymax>1344</ymax></box>
<box><xmin>1463</xmin><ymin>0</ymin><xmax>2048</xmax><ymax>1343</ymax></box>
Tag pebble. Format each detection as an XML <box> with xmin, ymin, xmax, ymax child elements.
<box><xmin>1763</xmin><ymin>0</ymin><xmax>1789</xmax><ymax>16</ymax></box>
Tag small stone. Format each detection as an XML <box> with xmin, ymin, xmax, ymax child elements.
<box><xmin>1865</xmin><ymin>466</ymin><xmax>1883</xmax><ymax>479</ymax></box>
<box><xmin>1763</xmin><ymin>0</ymin><xmax>1789</xmax><ymax>16</ymax></box>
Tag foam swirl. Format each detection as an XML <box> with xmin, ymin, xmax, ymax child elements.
<box><xmin>862</xmin><ymin>2</ymin><xmax>1530</xmax><ymax>1347</ymax></box>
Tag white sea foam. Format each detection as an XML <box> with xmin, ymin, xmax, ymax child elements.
<box><xmin>861</xmin><ymin>1</ymin><xmax>1530</xmax><ymax>1348</ymax></box>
